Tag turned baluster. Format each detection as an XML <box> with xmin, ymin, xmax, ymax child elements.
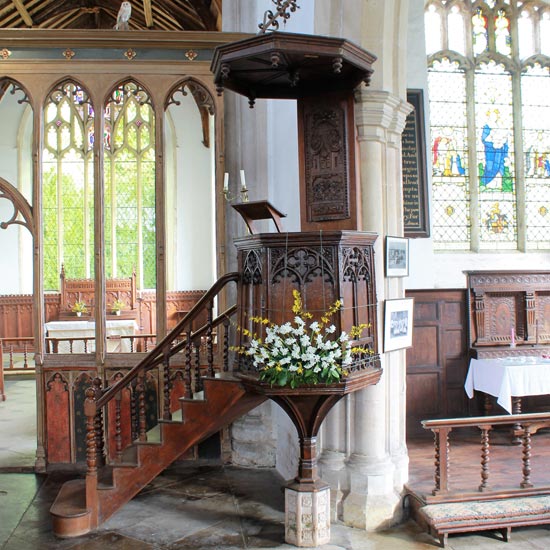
<box><xmin>432</xmin><ymin>427</ymin><xmax>450</xmax><ymax>495</ymax></box>
<box><xmin>223</xmin><ymin>319</ymin><xmax>230</xmax><ymax>372</ymax></box>
<box><xmin>184</xmin><ymin>329</ymin><xmax>192</xmax><ymax>398</ymax></box>
<box><xmin>163</xmin><ymin>354</ymin><xmax>172</xmax><ymax>421</ymax></box>
<box><xmin>93</xmin><ymin>378</ymin><xmax>106</xmax><ymax>467</ymax></box>
<box><xmin>194</xmin><ymin>340</ymin><xmax>202</xmax><ymax>393</ymax></box>
<box><xmin>207</xmin><ymin>301</ymin><xmax>214</xmax><ymax>377</ymax></box>
<box><xmin>521</xmin><ymin>424</ymin><xmax>533</xmax><ymax>488</ymax></box>
<box><xmin>478</xmin><ymin>424</ymin><xmax>491</xmax><ymax>491</ymax></box>
<box><xmin>137</xmin><ymin>371</ymin><xmax>147</xmax><ymax>442</ymax></box>
<box><xmin>115</xmin><ymin>390</ymin><xmax>123</xmax><ymax>462</ymax></box>
<box><xmin>512</xmin><ymin>397</ymin><xmax>523</xmax><ymax>444</ymax></box>
<box><xmin>84</xmin><ymin>387</ymin><xmax>98</xmax><ymax>495</ymax></box>
<box><xmin>6</xmin><ymin>343</ymin><xmax>12</xmax><ymax>369</ymax></box>
<box><xmin>130</xmin><ymin>381</ymin><xmax>138</xmax><ymax>441</ymax></box>
<box><xmin>22</xmin><ymin>343</ymin><xmax>29</xmax><ymax>369</ymax></box>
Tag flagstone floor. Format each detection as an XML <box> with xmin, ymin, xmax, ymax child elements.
<box><xmin>2</xmin><ymin>378</ymin><xmax>550</xmax><ymax>549</ymax></box>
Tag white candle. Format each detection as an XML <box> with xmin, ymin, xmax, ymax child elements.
<box><xmin>223</xmin><ymin>172</ymin><xmax>229</xmax><ymax>192</ymax></box>
<box><xmin>240</xmin><ymin>169</ymin><xmax>247</xmax><ymax>191</ymax></box>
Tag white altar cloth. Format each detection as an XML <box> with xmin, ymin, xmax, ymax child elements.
<box><xmin>45</xmin><ymin>320</ymin><xmax>138</xmax><ymax>353</ymax></box>
<box><xmin>464</xmin><ymin>357</ymin><xmax>550</xmax><ymax>414</ymax></box>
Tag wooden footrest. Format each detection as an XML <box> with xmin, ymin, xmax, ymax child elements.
<box><xmin>420</xmin><ymin>495</ymin><xmax>550</xmax><ymax>547</ymax></box>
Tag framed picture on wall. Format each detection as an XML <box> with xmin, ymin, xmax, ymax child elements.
<box><xmin>385</xmin><ymin>236</ymin><xmax>409</xmax><ymax>277</ymax></box>
<box><xmin>384</xmin><ymin>298</ymin><xmax>414</xmax><ymax>352</ymax></box>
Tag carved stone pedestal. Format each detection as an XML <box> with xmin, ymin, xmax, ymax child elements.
<box><xmin>285</xmin><ymin>484</ymin><xmax>330</xmax><ymax>547</ymax></box>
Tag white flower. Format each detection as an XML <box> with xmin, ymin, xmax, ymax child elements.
<box><xmin>309</xmin><ymin>321</ymin><xmax>320</xmax><ymax>332</ymax></box>
<box><xmin>325</xmin><ymin>325</ymin><xmax>336</xmax><ymax>334</ymax></box>
<box><xmin>339</xmin><ymin>331</ymin><xmax>349</xmax><ymax>342</ymax></box>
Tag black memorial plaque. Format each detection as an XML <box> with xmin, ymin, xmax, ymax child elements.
<box><xmin>402</xmin><ymin>90</ymin><xmax>430</xmax><ymax>238</ymax></box>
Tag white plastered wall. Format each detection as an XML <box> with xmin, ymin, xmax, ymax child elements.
<box><xmin>0</xmin><ymin>94</ymin><xmax>33</xmax><ymax>295</ymax></box>
<box><xmin>165</xmin><ymin>92</ymin><xmax>217</xmax><ymax>291</ymax></box>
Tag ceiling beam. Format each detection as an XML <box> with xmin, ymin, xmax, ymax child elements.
<box><xmin>191</xmin><ymin>0</ymin><xmax>216</xmax><ymax>31</ymax></box>
<box><xmin>143</xmin><ymin>0</ymin><xmax>153</xmax><ymax>28</ymax></box>
<box><xmin>12</xmin><ymin>0</ymin><xmax>33</xmax><ymax>26</ymax></box>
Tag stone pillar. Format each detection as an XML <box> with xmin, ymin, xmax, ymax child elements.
<box><xmin>285</xmin><ymin>486</ymin><xmax>330</xmax><ymax>547</ymax></box>
<box><xmin>341</xmin><ymin>89</ymin><xmax>412</xmax><ymax>530</ymax></box>
<box><xmin>318</xmin><ymin>398</ymin><xmax>348</xmax><ymax>520</ymax></box>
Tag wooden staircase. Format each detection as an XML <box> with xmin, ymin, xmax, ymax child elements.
<box><xmin>51</xmin><ymin>375</ymin><xmax>265</xmax><ymax>537</ymax></box>
<box><xmin>50</xmin><ymin>272</ymin><xmax>254</xmax><ymax>537</ymax></box>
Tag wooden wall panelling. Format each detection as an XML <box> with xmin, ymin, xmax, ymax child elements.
<box><xmin>45</xmin><ymin>372</ymin><xmax>71</xmax><ymax>463</ymax></box>
<box><xmin>467</xmin><ymin>271</ymin><xmax>550</xmax><ymax>352</ymax></box>
<box><xmin>406</xmin><ymin>289</ymin><xmax>469</xmax><ymax>438</ymax></box>
<box><xmin>0</xmin><ymin>290</ymin><xmax>205</xmax><ymax>340</ymax></box>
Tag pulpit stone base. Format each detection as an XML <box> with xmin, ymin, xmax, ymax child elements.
<box><xmin>285</xmin><ymin>485</ymin><xmax>331</xmax><ymax>547</ymax></box>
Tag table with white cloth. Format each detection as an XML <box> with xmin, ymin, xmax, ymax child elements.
<box><xmin>464</xmin><ymin>356</ymin><xmax>550</xmax><ymax>414</ymax></box>
<box><xmin>45</xmin><ymin>320</ymin><xmax>139</xmax><ymax>353</ymax></box>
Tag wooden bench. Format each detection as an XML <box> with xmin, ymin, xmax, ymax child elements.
<box><xmin>59</xmin><ymin>265</ymin><xmax>137</xmax><ymax>320</ymax></box>
<box><xmin>420</xmin><ymin>495</ymin><xmax>550</xmax><ymax>547</ymax></box>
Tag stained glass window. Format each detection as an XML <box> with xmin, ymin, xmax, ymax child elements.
<box><xmin>104</xmin><ymin>81</ymin><xmax>156</xmax><ymax>289</ymax></box>
<box><xmin>42</xmin><ymin>81</ymin><xmax>94</xmax><ymax>290</ymax></box>
<box><xmin>425</xmin><ymin>0</ymin><xmax>550</xmax><ymax>251</ymax></box>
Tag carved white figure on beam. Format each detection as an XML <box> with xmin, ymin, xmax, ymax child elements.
<box><xmin>115</xmin><ymin>1</ymin><xmax>132</xmax><ymax>31</ymax></box>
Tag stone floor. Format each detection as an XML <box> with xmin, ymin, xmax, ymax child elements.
<box><xmin>3</xmin><ymin>378</ymin><xmax>550</xmax><ymax>549</ymax></box>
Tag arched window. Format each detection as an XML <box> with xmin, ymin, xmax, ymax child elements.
<box><xmin>425</xmin><ymin>0</ymin><xmax>550</xmax><ymax>251</ymax></box>
<box><xmin>104</xmin><ymin>81</ymin><xmax>156</xmax><ymax>289</ymax></box>
<box><xmin>43</xmin><ymin>81</ymin><xmax>94</xmax><ymax>290</ymax></box>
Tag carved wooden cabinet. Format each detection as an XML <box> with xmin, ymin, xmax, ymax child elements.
<box><xmin>467</xmin><ymin>270</ymin><xmax>550</xmax><ymax>358</ymax></box>
<box><xmin>234</xmin><ymin>231</ymin><xmax>379</xmax><ymax>366</ymax></box>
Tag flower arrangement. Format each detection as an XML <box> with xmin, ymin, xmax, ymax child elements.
<box><xmin>110</xmin><ymin>299</ymin><xmax>125</xmax><ymax>313</ymax></box>
<box><xmin>234</xmin><ymin>290</ymin><xmax>372</xmax><ymax>388</ymax></box>
<box><xmin>71</xmin><ymin>301</ymin><xmax>88</xmax><ymax>315</ymax></box>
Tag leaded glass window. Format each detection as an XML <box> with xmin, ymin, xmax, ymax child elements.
<box><xmin>425</xmin><ymin>0</ymin><xmax>550</xmax><ymax>251</ymax></box>
<box><xmin>43</xmin><ymin>81</ymin><xmax>94</xmax><ymax>290</ymax></box>
<box><xmin>104</xmin><ymin>81</ymin><xmax>156</xmax><ymax>289</ymax></box>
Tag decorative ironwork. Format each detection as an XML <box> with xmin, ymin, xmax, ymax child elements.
<box><xmin>259</xmin><ymin>0</ymin><xmax>300</xmax><ymax>34</ymax></box>
<box><xmin>242</xmin><ymin>249</ymin><xmax>263</xmax><ymax>285</ymax></box>
<box><xmin>341</xmin><ymin>247</ymin><xmax>372</xmax><ymax>283</ymax></box>
<box><xmin>271</xmin><ymin>246</ymin><xmax>335</xmax><ymax>285</ymax></box>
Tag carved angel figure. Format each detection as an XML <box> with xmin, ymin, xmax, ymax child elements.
<box><xmin>115</xmin><ymin>1</ymin><xmax>132</xmax><ymax>31</ymax></box>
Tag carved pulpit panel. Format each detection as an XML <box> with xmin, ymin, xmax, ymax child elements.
<box><xmin>298</xmin><ymin>94</ymin><xmax>358</xmax><ymax>231</ymax></box>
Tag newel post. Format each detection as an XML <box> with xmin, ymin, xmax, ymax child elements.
<box><xmin>84</xmin><ymin>387</ymin><xmax>99</xmax><ymax>525</ymax></box>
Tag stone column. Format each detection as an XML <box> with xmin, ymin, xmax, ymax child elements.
<box><xmin>341</xmin><ymin>89</ymin><xmax>412</xmax><ymax>530</ymax></box>
<box><xmin>318</xmin><ymin>398</ymin><xmax>348</xmax><ymax>520</ymax></box>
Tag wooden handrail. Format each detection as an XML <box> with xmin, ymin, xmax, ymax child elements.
<box><xmin>422</xmin><ymin>412</ymin><xmax>550</xmax><ymax>501</ymax></box>
<box><xmin>95</xmin><ymin>272</ymin><xmax>239</xmax><ymax>409</ymax></box>
<box><xmin>422</xmin><ymin>412</ymin><xmax>550</xmax><ymax>429</ymax></box>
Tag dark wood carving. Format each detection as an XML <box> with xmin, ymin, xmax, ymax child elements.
<box><xmin>74</xmin><ymin>372</ymin><xmax>94</xmax><ymax>462</ymax></box>
<box><xmin>235</xmin><ymin>231</ymin><xmax>378</xmax><ymax>355</ymax></box>
<box><xmin>270</xmin><ymin>246</ymin><xmax>335</xmax><ymax>286</ymax></box>
<box><xmin>466</xmin><ymin>271</ymin><xmax>550</xmax><ymax>356</ymax></box>
<box><xmin>298</xmin><ymin>94</ymin><xmax>358</xmax><ymax>230</ymax></box>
